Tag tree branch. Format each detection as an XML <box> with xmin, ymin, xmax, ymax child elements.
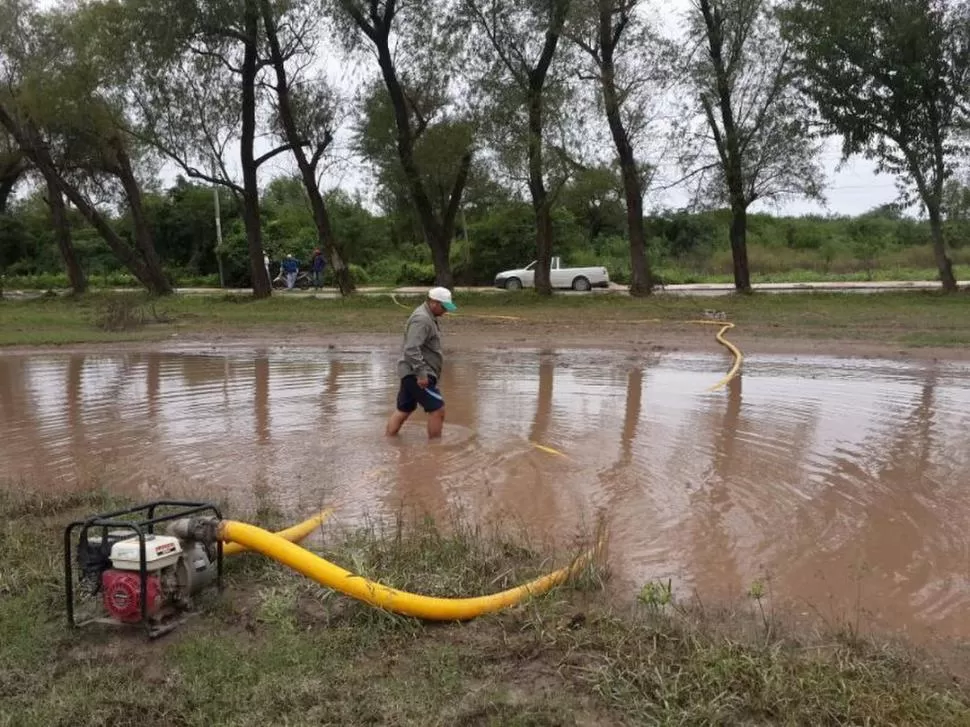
<box><xmin>464</xmin><ymin>0</ymin><xmax>529</xmax><ymax>88</ymax></box>
<box><xmin>187</xmin><ymin>44</ymin><xmax>243</xmax><ymax>74</ymax></box>
<box><xmin>612</xmin><ymin>7</ymin><xmax>630</xmax><ymax>51</ymax></box>
<box><xmin>254</xmin><ymin>142</ymin><xmax>301</xmax><ymax>167</ymax></box>
<box><xmin>444</xmin><ymin>149</ymin><xmax>473</xmax><ymax>231</ymax></box>
<box><xmin>340</xmin><ymin>0</ymin><xmax>378</xmax><ymax>39</ymax></box>
<box><xmin>123</xmin><ymin>121</ymin><xmax>243</xmax><ymax>194</ymax></box>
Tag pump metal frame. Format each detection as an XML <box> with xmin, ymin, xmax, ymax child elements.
<box><xmin>64</xmin><ymin>500</ymin><xmax>223</xmax><ymax>638</ymax></box>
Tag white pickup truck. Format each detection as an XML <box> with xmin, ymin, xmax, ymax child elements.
<box><xmin>493</xmin><ymin>256</ymin><xmax>610</xmax><ymax>291</ymax></box>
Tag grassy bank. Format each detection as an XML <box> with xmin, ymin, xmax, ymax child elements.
<box><xmin>1</xmin><ymin>489</ymin><xmax>968</xmax><ymax>726</ymax></box>
<box><xmin>1</xmin><ymin>289</ymin><xmax>969</xmax><ymax>350</ymax></box>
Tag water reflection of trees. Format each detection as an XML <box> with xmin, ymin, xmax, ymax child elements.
<box><xmin>529</xmin><ymin>352</ymin><xmax>556</xmax><ymax>446</ymax></box>
<box><xmin>786</xmin><ymin>372</ymin><xmax>955</xmax><ymax>633</ymax></box>
<box><xmin>254</xmin><ymin>354</ymin><xmax>270</xmax><ymax>446</ymax></box>
<box><xmin>694</xmin><ymin>374</ymin><xmax>744</xmax><ymax>596</ymax></box>
<box><xmin>0</xmin><ymin>358</ymin><xmax>32</xmax><ymax>465</ymax></box>
<box><xmin>671</xmin><ymin>368</ymin><xmax>827</xmax><ymax>601</ymax></box>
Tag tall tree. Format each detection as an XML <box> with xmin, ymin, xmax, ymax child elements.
<box><xmin>684</xmin><ymin>0</ymin><xmax>822</xmax><ymax>292</ymax></box>
<box><xmin>570</xmin><ymin>0</ymin><xmax>670</xmax><ymax>296</ymax></box>
<box><xmin>0</xmin><ymin>1</ymin><xmax>168</xmax><ymax>293</ymax></box>
<box><xmin>781</xmin><ymin>0</ymin><xmax>970</xmax><ymax>292</ymax></box>
<box><xmin>0</xmin><ymin>105</ymin><xmax>170</xmax><ymax>293</ymax></box>
<box><xmin>46</xmin><ymin>5</ymin><xmax>170</xmax><ymax>293</ymax></box>
<box><xmin>42</xmin><ymin>172</ymin><xmax>87</xmax><ymax>294</ymax></box>
<box><xmin>462</xmin><ymin>0</ymin><xmax>572</xmax><ymax>296</ymax></box>
<box><xmin>259</xmin><ymin>0</ymin><xmax>355</xmax><ymax>295</ymax></box>
<box><xmin>0</xmin><ymin>134</ymin><xmax>24</xmax><ymax>298</ymax></box>
<box><xmin>355</xmin><ymin>81</ymin><xmax>476</xmax><ymax>262</ymax></box>
<box><xmin>120</xmin><ymin>0</ymin><xmax>295</xmax><ymax>298</ymax></box>
<box><xmin>328</xmin><ymin>0</ymin><xmax>473</xmax><ymax>288</ymax></box>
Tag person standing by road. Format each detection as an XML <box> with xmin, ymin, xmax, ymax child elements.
<box><xmin>310</xmin><ymin>248</ymin><xmax>326</xmax><ymax>289</ymax></box>
<box><xmin>385</xmin><ymin>287</ymin><xmax>457</xmax><ymax>440</ymax></box>
<box><xmin>281</xmin><ymin>254</ymin><xmax>299</xmax><ymax>290</ymax></box>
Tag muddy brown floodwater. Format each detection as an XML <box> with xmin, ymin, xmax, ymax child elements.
<box><xmin>2</xmin><ymin>345</ymin><xmax>969</xmax><ymax>642</ymax></box>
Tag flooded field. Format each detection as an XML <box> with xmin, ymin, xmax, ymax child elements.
<box><xmin>2</xmin><ymin>345</ymin><xmax>969</xmax><ymax>641</ymax></box>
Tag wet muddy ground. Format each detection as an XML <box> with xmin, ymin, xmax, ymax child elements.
<box><xmin>2</xmin><ymin>344</ymin><xmax>969</xmax><ymax>643</ymax></box>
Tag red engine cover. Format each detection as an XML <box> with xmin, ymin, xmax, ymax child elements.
<box><xmin>101</xmin><ymin>569</ymin><xmax>162</xmax><ymax>623</ymax></box>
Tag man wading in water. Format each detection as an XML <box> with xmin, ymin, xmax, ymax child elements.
<box><xmin>385</xmin><ymin>287</ymin><xmax>457</xmax><ymax>440</ymax></box>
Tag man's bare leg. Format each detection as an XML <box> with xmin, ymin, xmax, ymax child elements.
<box><xmin>386</xmin><ymin>410</ymin><xmax>411</xmax><ymax>436</ymax></box>
<box><xmin>427</xmin><ymin>408</ymin><xmax>445</xmax><ymax>439</ymax></box>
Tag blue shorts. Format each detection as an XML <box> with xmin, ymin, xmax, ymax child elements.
<box><xmin>396</xmin><ymin>375</ymin><xmax>444</xmax><ymax>414</ymax></box>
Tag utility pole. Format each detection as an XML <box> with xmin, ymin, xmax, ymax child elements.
<box><xmin>213</xmin><ymin>161</ymin><xmax>225</xmax><ymax>288</ymax></box>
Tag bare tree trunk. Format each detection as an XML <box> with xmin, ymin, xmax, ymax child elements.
<box><xmin>528</xmin><ymin>89</ymin><xmax>553</xmax><ymax>296</ymax></box>
<box><xmin>0</xmin><ymin>152</ymin><xmax>24</xmax><ymax>298</ymax></box>
<box><xmin>43</xmin><ymin>172</ymin><xmax>87</xmax><ymax>294</ymax></box>
<box><xmin>598</xmin><ymin>3</ymin><xmax>653</xmax><ymax>296</ymax></box>
<box><xmin>53</xmin><ymin>177</ymin><xmax>156</xmax><ymax>290</ymax></box>
<box><xmin>0</xmin><ymin>152</ymin><xmax>25</xmax><ymax>212</ymax></box>
<box><xmin>0</xmin><ymin>175</ymin><xmax>17</xmax><ymax>212</ymax></box>
<box><xmin>700</xmin><ymin>0</ymin><xmax>752</xmax><ymax>293</ymax></box>
<box><xmin>113</xmin><ymin>144</ymin><xmax>172</xmax><ymax>295</ymax></box>
<box><xmin>729</xmin><ymin>201</ymin><xmax>751</xmax><ymax>292</ymax></box>
<box><xmin>242</xmin><ymin>0</ymin><xmax>271</xmax><ymax>299</ymax></box>
<box><xmin>928</xmin><ymin>205</ymin><xmax>957</xmax><ymax>291</ymax></box>
<box><xmin>535</xmin><ymin>201</ymin><xmax>554</xmax><ymax>293</ymax></box>
<box><xmin>259</xmin><ymin>0</ymin><xmax>355</xmax><ymax>295</ymax></box>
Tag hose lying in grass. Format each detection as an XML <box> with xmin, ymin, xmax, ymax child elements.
<box><xmin>219</xmin><ymin>519</ymin><xmax>600</xmax><ymax>621</ymax></box>
<box><xmin>223</xmin><ymin>509</ymin><xmax>332</xmax><ymax>557</ymax></box>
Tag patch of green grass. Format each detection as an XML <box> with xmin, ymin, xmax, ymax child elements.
<box><xmin>1</xmin><ymin>289</ymin><xmax>969</xmax><ymax>349</ymax></box>
<box><xmin>0</xmin><ymin>487</ymin><xmax>968</xmax><ymax>726</ymax></box>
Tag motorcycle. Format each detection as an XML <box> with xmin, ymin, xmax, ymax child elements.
<box><xmin>272</xmin><ymin>270</ymin><xmax>313</xmax><ymax>290</ymax></box>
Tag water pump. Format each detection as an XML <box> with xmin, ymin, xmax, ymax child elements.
<box><xmin>64</xmin><ymin>501</ymin><xmax>224</xmax><ymax>638</ymax></box>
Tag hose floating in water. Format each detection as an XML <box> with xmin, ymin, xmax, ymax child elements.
<box><xmin>223</xmin><ymin>509</ymin><xmax>332</xmax><ymax>557</ymax></box>
<box><xmin>531</xmin><ymin>442</ymin><xmax>569</xmax><ymax>458</ymax></box>
<box><xmin>219</xmin><ymin>519</ymin><xmax>599</xmax><ymax>621</ymax></box>
<box><xmin>686</xmin><ymin>320</ymin><xmax>743</xmax><ymax>392</ymax></box>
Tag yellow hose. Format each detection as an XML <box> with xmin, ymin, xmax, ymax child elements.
<box><xmin>388</xmin><ymin>294</ymin><xmax>743</xmax><ymax>428</ymax></box>
<box><xmin>684</xmin><ymin>320</ymin><xmax>742</xmax><ymax>391</ymax></box>
<box><xmin>223</xmin><ymin>509</ymin><xmax>332</xmax><ymax>557</ymax></box>
<box><xmin>531</xmin><ymin>442</ymin><xmax>569</xmax><ymax>458</ymax></box>
<box><xmin>219</xmin><ymin>519</ymin><xmax>599</xmax><ymax>621</ymax></box>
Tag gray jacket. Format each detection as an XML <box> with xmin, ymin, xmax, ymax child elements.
<box><xmin>396</xmin><ymin>302</ymin><xmax>443</xmax><ymax>380</ymax></box>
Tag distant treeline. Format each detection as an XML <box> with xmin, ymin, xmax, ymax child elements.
<box><xmin>2</xmin><ymin>176</ymin><xmax>967</xmax><ymax>290</ymax></box>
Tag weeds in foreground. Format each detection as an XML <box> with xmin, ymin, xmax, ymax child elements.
<box><xmin>93</xmin><ymin>294</ymin><xmax>172</xmax><ymax>331</ymax></box>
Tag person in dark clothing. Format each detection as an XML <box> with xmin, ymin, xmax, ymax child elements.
<box><xmin>310</xmin><ymin>248</ymin><xmax>326</xmax><ymax>288</ymax></box>
<box><xmin>281</xmin><ymin>254</ymin><xmax>300</xmax><ymax>289</ymax></box>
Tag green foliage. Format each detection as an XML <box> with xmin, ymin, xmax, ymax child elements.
<box><xmin>781</xmin><ymin>0</ymin><xmax>970</xmax><ymax>196</ymax></box>
<box><xmin>5</xmin><ymin>169</ymin><xmax>970</xmax><ymax>289</ymax></box>
<box><xmin>781</xmin><ymin>0</ymin><xmax>969</xmax><ymax>291</ymax></box>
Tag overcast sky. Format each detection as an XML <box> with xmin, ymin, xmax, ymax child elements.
<box><xmin>273</xmin><ymin>0</ymin><xmax>901</xmax><ymax>219</ymax></box>
<box><xmin>32</xmin><ymin>0</ymin><xmax>901</xmax><ymax>219</ymax></box>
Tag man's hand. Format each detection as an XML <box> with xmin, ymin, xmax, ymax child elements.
<box><xmin>417</xmin><ymin>376</ymin><xmax>429</xmax><ymax>389</ymax></box>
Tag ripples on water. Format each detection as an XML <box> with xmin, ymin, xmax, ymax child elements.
<box><xmin>1</xmin><ymin>345</ymin><xmax>969</xmax><ymax>639</ymax></box>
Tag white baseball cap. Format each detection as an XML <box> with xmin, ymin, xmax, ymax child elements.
<box><xmin>428</xmin><ymin>286</ymin><xmax>457</xmax><ymax>312</ymax></box>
